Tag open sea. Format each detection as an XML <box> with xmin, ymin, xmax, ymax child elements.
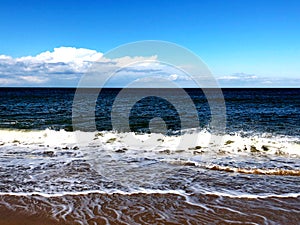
<box><xmin>0</xmin><ymin>88</ymin><xmax>299</xmax><ymax>225</ymax></box>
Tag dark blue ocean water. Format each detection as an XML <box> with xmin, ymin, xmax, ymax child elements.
<box><xmin>0</xmin><ymin>88</ymin><xmax>299</xmax><ymax>137</ymax></box>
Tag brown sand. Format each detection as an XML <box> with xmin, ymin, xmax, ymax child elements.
<box><xmin>0</xmin><ymin>207</ymin><xmax>63</xmax><ymax>225</ymax></box>
<box><xmin>0</xmin><ymin>193</ymin><xmax>299</xmax><ymax>225</ymax></box>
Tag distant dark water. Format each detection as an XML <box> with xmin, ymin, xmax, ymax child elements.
<box><xmin>0</xmin><ymin>88</ymin><xmax>299</xmax><ymax>136</ymax></box>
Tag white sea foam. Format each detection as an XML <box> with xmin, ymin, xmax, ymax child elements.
<box><xmin>0</xmin><ymin>128</ymin><xmax>299</xmax><ymax>198</ymax></box>
<box><xmin>0</xmin><ymin>189</ymin><xmax>299</xmax><ymax>199</ymax></box>
<box><xmin>0</xmin><ymin>128</ymin><xmax>299</xmax><ymax>156</ymax></box>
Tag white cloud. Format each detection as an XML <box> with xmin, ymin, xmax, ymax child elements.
<box><xmin>0</xmin><ymin>78</ymin><xmax>20</xmax><ymax>85</ymax></box>
<box><xmin>169</xmin><ymin>74</ymin><xmax>179</xmax><ymax>81</ymax></box>
<box><xmin>262</xmin><ymin>80</ymin><xmax>273</xmax><ymax>84</ymax></box>
<box><xmin>218</xmin><ymin>73</ymin><xmax>257</xmax><ymax>80</ymax></box>
<box><xmin>0</xmin><ymin>47</ymin><xmax>163</xmax><ymax>87</ymax></box>
<box><xmin>0</xmin><ymin>55</ymin><xmax>12</xmax><ymax>60</ymax></box>
<box><xmin>0</xmin><ymin>47</ymin><xmax>105</xmax><ymax>86</ymax></box>
<box><xmin>216</xmin><ymin>72</ymin><xmax>300</xmax><ymax>87</ymax></box>
<box><xmin>19</xmin><ymin>75</ymin><xmax>49</xmax><ymax>83</ymax></box>
<box><xmin>98</xmin><ymin>61</ymin><xmax>198</xmax><ymax>87</ymax></box>
<box><xmin>18</xmin><ymin>47</ymin><xmax>102</xmax><ymax>64</ymax></box>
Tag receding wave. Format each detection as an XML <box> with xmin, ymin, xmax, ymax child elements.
<box><xmin>206</xmin><ymin>165</ymin><xmax>300</xmax><ymax>176</ymax></box>
<box><xmin>167</xmin><ymin>160</ymin><xmax>300</xmax><ymax>176</ymax></box>
<box><xmin>0</xmin><ymin>128</ymin><xmax>299</xmax><ymax>199</ymax></box>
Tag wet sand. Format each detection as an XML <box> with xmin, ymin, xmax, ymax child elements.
<box><xmin>0</xmin><ymin>193</ymin><xmax>299</xmax><ymax>225</ymax></box>
<box><xmin>0</xmin><ymin>208</ymin><xmax>62</xmax><ymax>225</ymax></box>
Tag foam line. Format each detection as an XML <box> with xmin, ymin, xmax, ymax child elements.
<box><xmin>0</xmin><ymin>189</ymin><xmax>299</xmax><ymax>199</ymax></box>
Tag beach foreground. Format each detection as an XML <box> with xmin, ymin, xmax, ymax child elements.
<box><xmin>0</xmin><ymin>193</ymin><xmax>299</xmax><ymax>225</ymax></box>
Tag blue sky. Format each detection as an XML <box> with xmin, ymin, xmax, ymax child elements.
<box><xmin>0</xmin><ymin>0</ymin><xmax>299</xmax><ymax>87</ymax></box>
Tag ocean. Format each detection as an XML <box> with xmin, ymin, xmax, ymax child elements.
<box><xmin>0</xmin><ymin>88</ymin><xmax>299</xmax><ymax>225</ymax></box>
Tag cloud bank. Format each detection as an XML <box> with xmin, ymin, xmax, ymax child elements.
<box><xmin>0</xmin><ymin>47</ymin><xmax>192</xmax><ymax>87</ymax></box>
<box><xmin>217</xmin><ymin>73</ymin><xmax>300</xmax><ymax>87</ymax></box>
<box><xmin>0</xmin><ymin>47</ymin><xmax>103</xmax><ymax>86</ymax></box>
<box><xmin>0</xmin><ymin>47</ymin><xmax>298</xmax><ymax>87</ymax></box>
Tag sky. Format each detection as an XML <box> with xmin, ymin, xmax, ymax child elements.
<box><xmin>0</xmin><ymin>0</ymin><xmax>299</xmax><ymax>87</ymax></box>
